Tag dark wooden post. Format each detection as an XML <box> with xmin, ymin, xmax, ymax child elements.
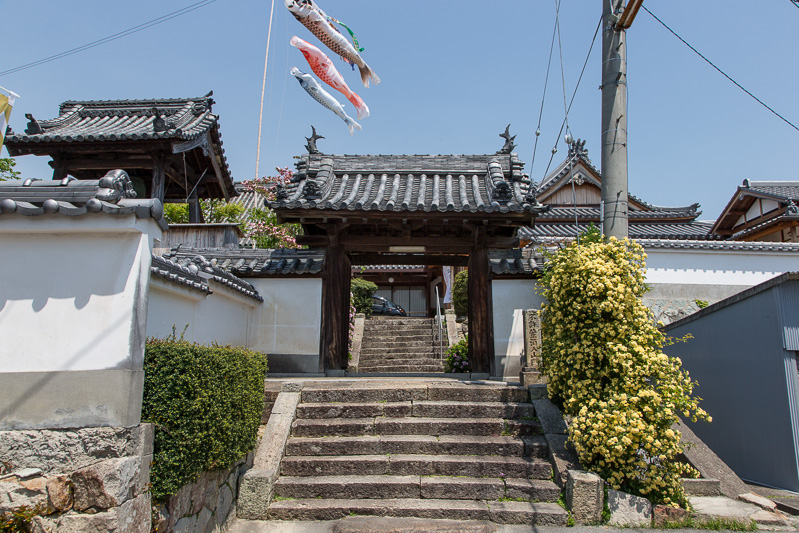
<box><xmin>321</xmin><ymin>241</ymin><xmax>351</xmax><ymax>370</ymax></box>
<box><xmin>51</xmin><ymin>155</ymin><xmax>68</xmax><ymax>181</ymax></box>
<box><xmin>188</xmin><ymin>187</ymin><xmax>202</xmax><ymax>223</ymax></box>
<box><xmin>151</xmin><ymin>153</ymin><xmax>166</xmax><ymax>203</ymax></box>
<box><xmin>468</xmin><ymin>240</ymin><xmax>494</xmax><ymax>375</ymax></box>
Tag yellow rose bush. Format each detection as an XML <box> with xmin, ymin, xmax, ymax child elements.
<box><xmin>538</xmin><ymin>232</ymin><xmax>710</xmax><ymax>506</ymax></box>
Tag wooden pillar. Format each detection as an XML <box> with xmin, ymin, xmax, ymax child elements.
<box><xmin>188</xmin><ymin>187</ymin><xmax>202</xmax><ymax>223</ymax></box>
<box><xmin>51</xmin><ymin>156</ymin><xmax>68</xmax><ymax>181</ymax></box>
<box><xmin>321</xmin><ymin>242</ymin><xmax>351</xmax><ymax>370</ymax></box>
<box><xmin>151</xmin><ymin>153</ymin><xmax>166</xmax><ymax>203</ymax></box>
<box><xmin>467</xmin><ymin>243</ymin><xmax>494</xmax><ymax>375</ymax></box>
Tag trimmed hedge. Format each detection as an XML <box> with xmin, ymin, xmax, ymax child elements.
<box><xmin>142</xmin><ymin>338</ymin><xmax>268</xmax><ymax>498</ymax></box>
<box><xmin>351</xmin><ymin>277</ymin><xmax>378</xmax><ymax>317</ymax></box>
<box><xmin>452</xmin><ymin>270</ymin><xmax>468</xmax><ymax>316</ymax></box>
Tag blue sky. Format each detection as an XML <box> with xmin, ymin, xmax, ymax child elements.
<box><xmin>2</xmin><ymin>0</ymin><xmax>797</xmax><ymax>221</ymax></box>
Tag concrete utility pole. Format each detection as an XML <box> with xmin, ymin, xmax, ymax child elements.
<box><xmin>600</xmin><ymin>0</ymin><xmax>631</xmax><ymax>239</ymax></box>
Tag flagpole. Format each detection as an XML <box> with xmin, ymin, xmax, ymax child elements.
<box><xmin>254</xmin><ymin>0</ymin><xmax>276</xmax><ymax>180</ymax></box>
<box><xmin>0</xmin><ymin>86</ymin><xmax>20</xmax><ymax>100</ymax></box>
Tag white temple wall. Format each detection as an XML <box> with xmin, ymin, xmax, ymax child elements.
<box><xmin>0</xmin><ymin>216</ymin><xmax>161</xmax><ymax>430</ymax></box>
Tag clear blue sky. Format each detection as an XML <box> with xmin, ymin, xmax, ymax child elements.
<box><xmin>2</xmin><ymin>0</ymin><xmax>797</xmax><ymax>221</ymax></box>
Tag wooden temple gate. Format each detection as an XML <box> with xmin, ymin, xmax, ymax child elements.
<box><xmin>269</xmin><ymin>139</ymin><xmax>548</xmax><ymax>374</ymax></box>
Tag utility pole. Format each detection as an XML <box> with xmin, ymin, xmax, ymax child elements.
<box><xmin>600</xmin><ymin>0</ymin><xmax>631</xmax><ymax>239</ymax></box>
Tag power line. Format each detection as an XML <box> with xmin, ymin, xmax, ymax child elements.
<box><xmin>541</xmin><ymin>15</ymin><xmax>602</xmax><ymax>180</ymax></box>
<box><xmin>529</xmin><ymin>0</ymin><xmax>560</xmax><ymax>177</ymax></box>
<box><xmin>642</xmin><ymin>4</ymin><xmax>799</xmax><ymax>133</ymax></box>
<box><xmin>0</xmin><ymin>0</ymin><xmax>220</xmax><ymax>78</ymax></box>
<box><xmin>790</xmin><ymin>0</ymin><xmax>799</xmax><ymax>9</ymax></box>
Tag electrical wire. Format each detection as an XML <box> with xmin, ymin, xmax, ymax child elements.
<box><xmin>541</xmin><ymin>15</ymin><xmax>602</xmax><ymax>180</ymax></box>
<box><xmin>642</xmin><ymin>4</ymin><xmax>799</xmax><ymax>133</ymax></box>
<box><xmin>0</xmin><ymin>0</ymin><xmax>220</xmax><ymax>78</ymax></box>
<box><xmin>790</xmin><ymin>0</ymin><xmax>799</xmax><ymax>10</ymax></box>
<box><xmin>552</xmin><ymin>0</ymin><xmax>580</xmax><ymax>238</ymax></box>
<box><xmin>529</xmin><ymin>1</ymin><xmax>560</xmax><ymax>177</ymax></box>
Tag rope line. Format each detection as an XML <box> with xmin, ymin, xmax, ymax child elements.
<box><xmin>0</xmin><ymin>0</ymin><xmax>220</xmax><ymax>77</ymax></box>
<box><xmin>529</xmin><ymin>1</ymin><xmax>560</xmax><ymax>177</ymax></box>
<box><xmin>255</xmin><ymin>0</ymin><xmax>277</xmax><ymax>179</ymax></box>
<box><xmin>642</xmin><ymin>4</ymin><xmax>799</xmax><ymax>133</ymax></box>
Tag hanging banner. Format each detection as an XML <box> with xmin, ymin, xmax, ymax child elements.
<box><xmin>0</xmin><ymin>87</ymin><xmax>20</xmax><ymax>149</ymax></box>
<box><xmin>443</xmin><ymin>266</ymin><xmax>453</xmax><ymax>304</ymax></box>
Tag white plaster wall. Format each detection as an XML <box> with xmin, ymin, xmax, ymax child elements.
<box><xmin>146</xmin><ymin>280</ymin><xmax>255</xmax><ymax>346</ymax></box>
<box><xmin>492</xmin><ymin>279</ymin><xmax>544</xmax><ymax>379</ymax></box>
<box><xmin>0</xmin><ymin>217</ymin><xmax>160</xmax><ymax>373</ymax></box>
<box><xmin>248</xmin><ymin>278</ymin><xmax>322</xmax><ymax>356</ymax></box>
<box><xmin>643</xmin><ymin>247</ymin><xmax>799</xmax><ymax>287</ymax></box>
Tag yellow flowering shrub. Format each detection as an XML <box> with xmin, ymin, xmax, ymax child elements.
<box><xmin>538</xmin><ymin>232</ymin><xmax>710</xmax><ymax>506</ymax></box>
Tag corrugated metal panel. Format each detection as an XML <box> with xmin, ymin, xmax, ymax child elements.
<box><xmin>775</xmin><ymin>280</ymin><xmax>799</xmax><ymax>487</ymax></box>
<box><xmin>664</xmin><ymin>284</ymin><xmax>799</xmax><ymax>491</ymax></box>
<box><xmin>783</xmin><ymin>351</ymin><xmax>799</xmax><ymax>490</ymax></box>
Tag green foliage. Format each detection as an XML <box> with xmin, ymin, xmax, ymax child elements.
<box><xmin>452</xmin><ymin>270</ymin><xmax>468</xmax><ymax>316</ymax></box>
<box><xmin>0</xmin><ymin>504</ymin><xmax>44</xmax><ymax>532</ymax></box>
<box><xmin>163</xmin><ymin>203</ymin><xmax>190</xmax><ymax>224</ymax></box>
<box><xmin>0</xmin><ymin>157</ymin><xmax>20</xmax><ymax>182</ymax></box>
<box><xmin>142</xmin><ymin>335</ymin><xmax>268</xmax><ymax>498</ymax></box>
<box><xmin>444</xmin><ymin>336</ymin><xmax>470</xmax><ymax>373</ymax></box>
<box><xmin>694</xmin><ymin>299</ymin><xmax>709</xmax><ymax>309</ymax></box>
<box><xmin>538</xmin><ymin>236</ymin><xmax>710</xmax><ymax>507</ymax></box>
<box><xmin>350</xmin><ymin>278</ymin><xmax>378</xmax><ymax>317</ymax></box>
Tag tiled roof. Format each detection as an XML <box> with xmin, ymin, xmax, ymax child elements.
<box><xmin>230</xmin><ymin>185</ymin><xmax>264</xmax><ymax>213</ymax></box>
<box><xmin>7</xmin><ymin>95</ymin><xmax>219</xmax><ymax>145</ymax></box>
<box><xmin>489</xmin><ymin>248</ymin><xmax>544</xmax><ymax>275</ymax></box>
<box><xmin>636</xmin><ymin>239</ymin><xmax>799</xmax><ymax>252</ymax></box>
<box><xmin>154</xmin><ymin>252</ymin><xmax>263</xmax><ymax>301</ymax></box>
<box><xmin>150</xmin><ymin>255</ymin><xmax>213</xmax><ymax>295</ymax></box>
<box><xmin>164</xmin><ymin>247</ymin><xmax>325</xmax><ymax>277</ymax></box>
<box><xmin>520</xmin><ymin>220</ymin><xmax>718</xmax><ymax>242</ymax></box>
<box><xmin>730</xmin><ymin>213</ymin><xmax>799</xmax><ymax>240</ymax></box>
<box><xmin>743</xmin><ymin>181</ymin><xmax>799</xmax><ymax>201</ymax></box>
<box><xmin>0</xmin><ymin>171</ymin><xmax>167</xmax><ymax>230</ymax></box>
<box><xmin>268</xmin><ymin>153</ymin><xmax>547</xmax><ymax>216</ymax></box>
<box><xmin>538</xmin><ymin>206</ymin><xmax>699</xmax><ymax>221</ymax></box>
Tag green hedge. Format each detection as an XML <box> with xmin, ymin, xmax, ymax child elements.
<box><xmin>351</xmin><ymin>277</ymin><xmax>378</xmax><ymax>317</ymax></box>
<box><xmin>142</xmin><ymin>338</ymin><xmax>268</xmax><ymax>498</ymax></box>
<box><xmin>452</xmin><ymin>270</ymin><xmax>468</xmax><ymax>316</ymax></box>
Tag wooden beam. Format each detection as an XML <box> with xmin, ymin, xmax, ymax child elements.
<box><xmin>298</xmin><ymin>234</ymin><xmax>519</xmax><ymax>249</ymax></box>
<box><xmin>349</xmin><ymin>253</ymin><xmax>470</xmax><ymax>266</ymax></box>
<box><xmin>320</xmin><ymin>244</ymin><xmax>351</xmax><ymax>370</ymax></box>
<box><xmin>58</xmin><ymin>159</ymin><xmax>154</xmax><ymax>170</ymax></box>
<box><xmin>151</xmin><ymin>153</ymin><xmax>166</xmax><ymax>203</ymax></box>
<box><xmin>468</xmin><ymin>238</ymin><xmax>494</xmax><ymax>375</ymax></box>
<box><xmin>205</xmin><ymin>132</ymin><xmax>230</xmax><ymax>201</ymax></box>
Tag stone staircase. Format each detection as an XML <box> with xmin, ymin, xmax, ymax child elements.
<box><xmin>263</xmin><ymin>381</ymin><xmax>568</xmax><ymax>525</ymax></box>
<box><xmin>357</xmin><ymin>317</ymin><xmax>447</xmax><ymax>373</ymax></box>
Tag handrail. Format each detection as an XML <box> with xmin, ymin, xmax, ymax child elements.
<box><xmin>435</xmin><ymin>286</ymin><xmax>444</xmax><ymax>360</ymax></box>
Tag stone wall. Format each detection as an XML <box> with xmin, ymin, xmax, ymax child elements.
<box><xmin>0</xmin><ymin>424</ymin><xmax>153</xmax><ymax>532</ymax></box>
<box><xmin>153</xmin><ymin>452</ymin><xmax>254</xmax><ymax>533</ymax></box>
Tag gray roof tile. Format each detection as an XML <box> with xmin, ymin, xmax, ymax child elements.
<box><xmin>0</xmin><ymin>171</ymin><xmax>167</xmax><ymax>230</ymax></box>
<box><xmin>269</xmin><ymin>153</ymin><xmax>546</xmax><ymax>216</ymax></box>
<box><xmin>164</xmin><ymin>247</ymin><xmax>325</xmax><ymax>277</ymax></box>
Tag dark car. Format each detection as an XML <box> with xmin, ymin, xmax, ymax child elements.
<box><xmin>371</xmin><ymin>295</ymin><xmax>407</xmax><ymax>317</ymax></box>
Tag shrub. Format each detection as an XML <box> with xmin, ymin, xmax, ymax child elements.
<box><xmin>538</xmin><ymin>236</ymin><xmax>709</xmax><ymax>507</ymax></box>
<box><xmin>350</xmin><ymin>278</ymin><xmax>378</xmax><ymax>317</ymax></box>
<box><xmin>452</xmin><ymin>270</ymin><xmax>468</xmax><ymax>316</ymax></box>
<box><xmin>444</xmin><ymin>336</ymin><xmax>470</xmax><ymax>373</ymax></box>
<box><xmin>142</xmin><ymin>336</ymin><xmax>268</xmax><ymax>498</ymax></box>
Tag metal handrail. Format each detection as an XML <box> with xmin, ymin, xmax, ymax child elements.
<box><xmin>435</xmin><ymin>286</ymin><xmax>444</xmax><ymax>359</ymax></box>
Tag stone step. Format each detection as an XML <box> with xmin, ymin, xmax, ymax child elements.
<box><xmin>285</xmin><ymin>435</ymin><xmax>547</xmax><ymax>458</ymax></box>
<box><xmin>365</xmin><ymin>318</ymin><xmax>436</xmax><ymax>325</ymax></box>
<box><xmin>358</xmin><ymin>350</ymin><xmax>441</xmax><ymax>358</ymax></box>
<box><xmin>291</xmin><ymin>417</ymin><xmax>543</xmax><ymax>438</ymax></box>
<box><xmin>356</xmin><ymin>364</ymin><xmax>444</xmax><ymax>373</ymax></box>
<box><xmin>273</xmin><ymin>475</ymin><xmax>560</xmax><ymax>502</ymax></box>
<box><xmin>409</xmin><ymin>401</ymin><xmax>535</xmax><ymax>419</ymax></box>
<box><xmin>361</xmin><ymin>335</ymin><xmax>435</xmax><ymax>343</ymax></box>
<box><xmin>296</xmin><ymin>402</ymin><xmax>413</xmax><ymax>419</ymax></box>
<box><xmin>301</xmin><ymin>385</ymin><xmax>428</xmax><ymax>404</ymax></box>
<box><xmin>427</xmin><ymin>384</ymin><xmax>530</xmax><ymax>404</ymax></box>
<box><xmin>360</xmin><ymin>342</ymin><xmax>441</xmax><ymax>351</ymax></box>
<box><xmin>267</xmin><ymin>498</ymin><xmax>568</xmax><ymax>525</ymax></box>
<box><xmin>280</xmin><ymin>454</ymin><xmax>552</xmax><ymax>478</ymax></box>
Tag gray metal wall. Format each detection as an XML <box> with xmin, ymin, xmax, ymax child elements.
<box><xmin>664</xmin><ymin>280</ymin><xmax>799</xmax><ymax>492</ymax></box>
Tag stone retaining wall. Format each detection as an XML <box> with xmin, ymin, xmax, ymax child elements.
<box><xmin>153</xmin><ymin>452</ymin><xmax>254</xmax><ymax>532</ymax></box>
<box><xmin>0</xmin><ymin>424</ymin><xmax>153</xmax><ymax>532</ymax></box>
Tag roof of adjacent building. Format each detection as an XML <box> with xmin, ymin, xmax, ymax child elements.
<box><xmin>163</xmin><ymin>247</ymin><xmax>325</xmax><ymax>277</ymax></box>
<box><xmin>0</xmin><ymin>171</ymin><xmax>167</xmax><ymax>230</ymax></box>
<box><xmin>521</xmin><ymin>220</ymin><xmax>718</xmax><ymax>242</ymax></box>
<box><xmin>150</xmin><ymin>255</ymin><xmax>213</xmax><ymax>295</ymax></box>
<box><xmin>742</xmin><ymin>180</ymin><xmax>799</xmax><ymax>201</ymax></box>
<box><xmin>712</xmin><ymin>179</ymin><xmax>799</xmax><ymax>236</ymax></box>
<box><xmin>152</xmin><ymin>253</ymin><xmax>263</xmax><ymax>301</ymax></box>
<box><xmin>267</xmin><ymin>153</ymin><xmax>547</xmax><ymax>217</ymax></box>
<box><xmin>7</xmin><ymin>95</ymin><xmax>221</xmax><ymax>146</ymax></box>
<box><xmin>4</xmin><ymin>94</ymin><xmax>236</xmax><ymax>199</ymax></box>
